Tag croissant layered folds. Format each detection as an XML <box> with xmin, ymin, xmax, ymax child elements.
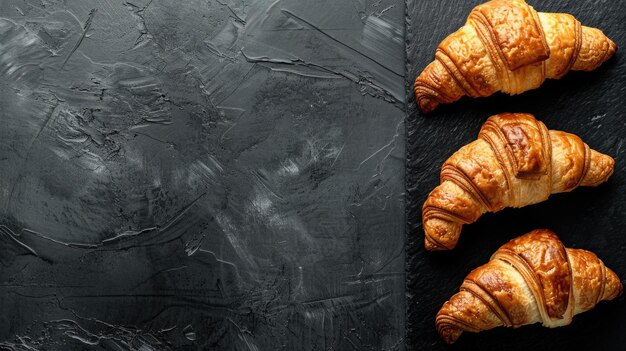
<box><xmin>436</xmin><ymin>230</ymin><xmax>623</xmax><ymax>344</ymax></box>
<box><xmin>423</xmin><ymin>113</ymin><xmax>614</xmax><ymax>250</ymax></box>
<box><xmin>414</xmin><ymin>0</ymin><xmax>617</xmax><ymax>113</ymax></box>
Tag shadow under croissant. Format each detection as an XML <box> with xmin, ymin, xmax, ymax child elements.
<box><xmin>444</xmin><ymin>300</ymin><xmax>623</xmax><ymax>348</ymax></box>
<box><xmin>439</xmin><ymin>180</ymin><xmax>617</xmax><ymax>255</ymax></box>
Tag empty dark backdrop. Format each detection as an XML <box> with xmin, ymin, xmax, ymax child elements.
<box><xmin>0</xmin><ymin>0</ymin><xmax>405</xmax><ymax>350</ymax></box>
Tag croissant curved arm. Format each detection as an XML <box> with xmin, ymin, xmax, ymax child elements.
<box><xmin>414</xmin><ymin>0</ymin><xmax>616</xmax><ymax>113</ymax></box>
<box><xmin>422</xmin><ymin>113</ymin><xmax>614</xmax><ymax>250</ymax></box>
<box><xmin>436</xmin><ymin>229</ymin><xmax>623</xmax><ymax>344</ymax></box>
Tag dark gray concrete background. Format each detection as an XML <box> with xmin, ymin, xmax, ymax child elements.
<box><xmin>406</xmin><ymin>0</ymin><xmax>625</xmax><ymax>350</ymax></box>
<box><xmin>0</xmin><ymin>0</ymin><xmax>404</xmax><ymax>350</ymax></box>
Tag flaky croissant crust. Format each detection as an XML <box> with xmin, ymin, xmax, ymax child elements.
<box><xmin>422</xmin><ymin>113</ymin><xmax>614</xmax><ymax>250</ymax></box>
<box><xmin>436</xmin><ymin>229</ymin><xmax>623</xmax><ymax>344</ymax></box>
<box><xmin>414</xmin><ymin>0</ymin><xmax>617</xmax><ymax>113</ymax></box>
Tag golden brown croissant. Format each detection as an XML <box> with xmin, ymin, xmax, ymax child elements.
<box><xmin>423</xmin><ymin>113</ymin><xmax>614</xmax><ymax>250</ymax></box>
<box><xmin>436</xmin><ymin>229</ymin><xmax>623</xmax><ymax>344</ymax></box>
<box><xmin>414</xmin><ymin>0</ymin><xmax>617</xmax><ymax>113</ymax></box>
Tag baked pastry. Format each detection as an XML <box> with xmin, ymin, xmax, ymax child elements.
<box><xmin>414</xmin><ymin>0</ymin><xmax>617</xmax><ymax>113</ymax></box>
<box><xmin>423</xmin><ymin>113</ymin><xmax>614</xmax><ymax>250</ymax></box>
<box><xmin>436</xmin><ymin>229</ymin><xmax>622</xmax><ymax>344</ymax></box>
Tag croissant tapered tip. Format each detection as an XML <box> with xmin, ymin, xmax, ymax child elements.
<box><xmin>603</xmin><ymin>37</ymin><xmax>617</xmax><ymax>64</ymax></box>
<box><xmin>436</xmin><ymin>299</ymin><xmax>468</xmax><ymax>344</ymax></box>
<box><xmin>574</xmin><ymin>27</ymin><xmax>618</xmax><ymax>71</ymax></box>
<box><xmin>610</xmin><ymin>38</ymin><xmax>617</xmax><ymax>51</ymax></box>
<box><xmin>603</xmin><ymin>267</ymin><xmax>623</xmax><ymax>301</ymax></box>
<box><xmin>414</xmin><ymin>86</ymin><xmax>440</xmax><ymax>114</ymax></box>
<box><xmin>423</xmin><ymin>218</ymin><xmax>462</xmax><ymax>250</ymax></box>
<box><xmin>437</xmin><ymin>322</ymin><xmax>463</xmax><ymax>344</ymax></box>
<box><xmin>608</xmin><ymin>37</ymin><xmax>617</xmax><ymax>54</ymax></box>
<box><xmin>615</xmin><ymin>279</ymin><xmax>623</xmax><ymax>299</ymax></box>
<box><xmin>580</xmin><ymin>150</ymin><xmax>614</xmax><ymax>187</ymax></box>
<box><xmin>424</xmin><ymin>235</ymin><xmax>447</xmax><ymax>251</ymax></box>
<box><xmin>417</xmin><ymin>96</ymin><xmax>439</xmax><ymax>114</ymax></box>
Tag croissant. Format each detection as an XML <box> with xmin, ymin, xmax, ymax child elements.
<box><xmin>414</xmin><ymin>0</ymin><xmax>617</xmax><ymax>113</ymax></box>
<box><xmin>436</xmin><ymin>229</ymin><xmax>623</xmax><ymax>344</ymax></box>
<box><xmin>423</xmin><ymin>113</ymin><xmax>614</xmax><ymax>250</ymax></box>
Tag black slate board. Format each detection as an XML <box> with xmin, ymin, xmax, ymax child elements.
<box><xmin>406</xmin><ymin>0</ymin><xmax>626</xmax><ymax>350</ymax></box>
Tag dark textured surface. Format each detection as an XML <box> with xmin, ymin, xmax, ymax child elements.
<box><xmin>3</xmin><ymin>0</ymin><xmax>625</xmax><ymax>349</ymax></box>
<box><xmin>406</xmin><ymin>0</ymin><xmax>625</xmax><ymax>350</ymax></box>
<box><xmin>0</xmin><ymin>0</ymin><xmax>405</xmax><ymax>350</ymax></box>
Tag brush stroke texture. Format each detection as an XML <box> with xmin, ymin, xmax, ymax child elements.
<box><xmin>0</xmin><ymin>0</ymin><xmax>405</xmax><ymax>350</ymax></box>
